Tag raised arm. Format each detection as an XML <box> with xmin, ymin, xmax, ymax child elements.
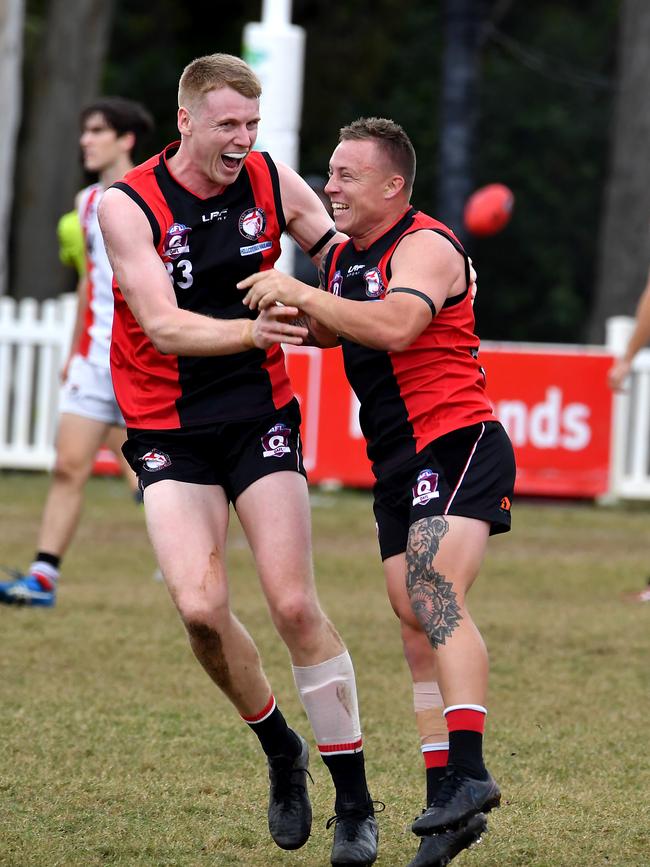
<box><xmin>98</xmin><ymin>187</ymin><xmax>307</xmax><ymax>355</ymax></box>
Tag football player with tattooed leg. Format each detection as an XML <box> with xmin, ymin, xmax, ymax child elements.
<box><xmin>240</xmin><ymin>117</ymin><xmax>515</xmax><ymax>866</ymax></box>
<box><xmin>99</xmin><ymin>56</ymin><xmax>379</xmax><ymax>866</ymax></box>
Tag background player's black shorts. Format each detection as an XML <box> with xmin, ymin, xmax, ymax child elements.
<box><xmin>122</xmin><ymin>398</ymin><xmax>306</xmax><ymax>503</ymax></box>
<box><xmin>373</xmin><ymin>421</ymin><xmax>516</xmax><ymax>561</ymax></box>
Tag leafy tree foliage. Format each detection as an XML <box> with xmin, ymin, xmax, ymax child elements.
<box><xmin>472</xmin><ymin>1</ymin><xmax>617</xmax><ymax>342</ymax></box>
<box><xmin>104</xmin><ymin>1</ymin><xmax>261</xmax><ymax>149</ymax></box>
<box><xmin>16</xmin><ymin>0</ymin><xmax>620</xmax><ymax>342</ymax></box>
<box><xmin>588</xmin><ymin>0</ymin><xmax>650</xmax><ymax>341</ymax></box>
<box><xmin>297</xmin><ymin>0</ymin><xmax>618</xmax><ymax>342</ymax></box>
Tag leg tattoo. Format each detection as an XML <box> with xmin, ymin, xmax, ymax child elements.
<box><xmin>406</xmin><ymin>516</ymin><xmax>462</xmax><ymax>649</ymax></box>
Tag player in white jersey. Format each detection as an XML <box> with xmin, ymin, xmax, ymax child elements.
<box><xmin>58</xmin><ymin>193</ymin><xmax>141</xmax><ymax>501</ymax></box>
<box><xmin>0</xmin><ymin>97</ymin><xmax>154</xmax><ymax>608</ymax></box>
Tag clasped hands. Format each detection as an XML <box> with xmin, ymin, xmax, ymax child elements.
<box><xmin>238</xmin><ymin>270</ymin><xmax>312</xmax><ymax>349</ymax></box>
<box><xmin>238</xmin><ymin>269</ymin><xmax>310</xmax><ymax>312</ymax></box>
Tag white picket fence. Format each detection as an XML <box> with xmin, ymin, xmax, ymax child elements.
<box><xmin>0</xmin><ymin>295</ymin><xmax>649</xmax><ymax>499</ymax></box>
<box><xmin>0</xmin><ymin>294</ymin><xmax>76</xmax><ymax>469</ymax></box>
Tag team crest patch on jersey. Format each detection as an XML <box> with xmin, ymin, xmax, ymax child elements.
<box><xmin>261</xmin><ymin>423</ymin><xmax>292</xmax><ymax>458</ymax></box>
<box><xmin>364</xmin><ymin>268</ymin><xmax>384</xmax><ymax>298</ymax></box>
<box><xmin>412</xmin><ymin>469</ymin><xmax>440</xmax><ymax>506</ymax></box>
<box><xmin>140</xmin><ymin>449</ymin><xmax>172</xmax><ymax>472</ymax></box>
<box><xmin>163</xmin><ymin>223</ymin><xmax>191</xmax><ymax>260</ymax></box>
<box><xmin>239</xmin><ymin>207</ymin><xmax>267</xmax><ymax>240</ymax></box>
<box><xmin>329</xmin><ymin>270</ymin><xmax>343</xmax><ymax>296</ymax></box>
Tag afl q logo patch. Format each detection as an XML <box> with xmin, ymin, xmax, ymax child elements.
<box><xmin>140</xmin><ymin>450</ymin><xmax>172</xmax><ymax>472</ymax></box>
<box><xmin>412</xmin><ymin>469</ymin><xmax>440</xmax><ymax>506</ymax></box>
<box><xmin>261</xmin><ymin>423</ymin><xmax>291</xmax><ymax>458</ymax></box>
<box><xmin>329</xmin><ymin>270</ymin><xmax>343</xmax><ymax>297</ymax></box>
<box><xmin>239</xmin><ymin>207</ymin><xmax>266</xmax><ymax>240</ymax></box>
<box><xmin>364</xmin><ymin>268</ymin><xmax>384</xmax><ymax>298</ymax></box>
<box><xmin>162</xmin><ymin>223</ymin><xmax>191</xmax><ymax>260</ymax></box>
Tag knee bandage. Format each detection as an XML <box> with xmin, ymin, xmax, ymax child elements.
<box><xmin>414</xmin><ymin>681</ymin><xmax>448</xmax><ymax>746</ymax></box>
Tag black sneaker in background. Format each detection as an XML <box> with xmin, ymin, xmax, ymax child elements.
<box><xmin>407</xmin><ymin>811</ymin><xmax>488</xmax><ymax>867</ymax></box>
<box><xmin>267</xmin><ymin>732</ymin><xmax>312</xmax><ymax>850</ymax></box>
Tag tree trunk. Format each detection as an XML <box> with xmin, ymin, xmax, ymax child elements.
<box><xmin>436</xmin><ymin>0</ymin><xmax>488</xmax><ymax>242</ymax></box>
<box><xmin>11</xmin><ymin>0</ymin><xmax>115</xmax><ymax>301</ymax></box>
<box><xmin>589</xmin><ymin>0</ymin><xmax>650</xmax><ymax>341</ymax></box>
<box><xmin>0</xmin><ymin>0</ymin><xmax>24</xmax><ymax>297</ymax></box>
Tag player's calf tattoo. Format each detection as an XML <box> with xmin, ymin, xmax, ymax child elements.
<box><xmin>406</xmin><ymin>516</ymin><xmax>462</xmax><ymax>649</ymax></box>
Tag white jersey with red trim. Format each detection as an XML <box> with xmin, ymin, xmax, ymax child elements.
<box><xmin>77</xmin><ymin>183</ymin><xmax>114</xmax><ymax>367</ymax></box>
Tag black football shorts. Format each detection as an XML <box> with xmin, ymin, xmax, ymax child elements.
<box><xmin>372</xmin><ymin>421</ymin><xmax>516</xmax><ymax>561</ymax></box>
<box><xmin>122</xmin><ymin>398</ymin><xmax>306</xmax><ymax>503</ymax></box>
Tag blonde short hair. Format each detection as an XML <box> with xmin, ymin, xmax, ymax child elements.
<box><xmin>178</xmin><ymin>53</ymin><xmax>262</xmax><ymax>111</ymax></box>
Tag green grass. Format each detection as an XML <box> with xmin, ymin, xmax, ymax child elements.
<box><xmin>0</xmin><ymin>472</ymin><xmax>648</xmax><ymax>866</ymax></box>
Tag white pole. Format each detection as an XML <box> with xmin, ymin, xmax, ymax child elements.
<box><xmin>243</xmin><ymin>0</ymin><xmax>305</xmax><ymax>274</ymax></box>
<box><xmin>262</xmin><ymin>0</ymin><xmax>291</xmax><ymax>26</ymax></box>
<box><xmin>604</xmin><ymin>315</ymin><xmax>634</xmax><ymax>502</ymax></box>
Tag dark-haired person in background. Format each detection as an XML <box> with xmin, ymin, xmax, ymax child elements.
<box><xmin>0</xmin><ymin>97</ymin><xmax>154</xmax><ymax>608</ymax></box>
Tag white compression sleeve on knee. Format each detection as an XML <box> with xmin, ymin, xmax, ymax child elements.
<box><xmin>292</xmin><ymin>650</ymin><xmax>362</xmax><ymax>755</ymax></box>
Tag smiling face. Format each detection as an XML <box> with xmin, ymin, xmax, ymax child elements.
<box><xmin>324</xmin><ymin>138</ymin><xmax>406</xmax><ymax>247</ymax></box>
<box><xmin>177</xmin><ymin>86</ymin><xmax>260</xmax><ymax>192</ymax></box>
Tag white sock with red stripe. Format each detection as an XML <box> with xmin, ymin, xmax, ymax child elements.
<box><xmin>28</xmin><ymin>560</ymin><xmax>59</xmax><ymax>591</ymax></box>
<box><xmin>293</xmin><ymin>651</ymin><xmax>369</xmax><ymax>808</ymax></box>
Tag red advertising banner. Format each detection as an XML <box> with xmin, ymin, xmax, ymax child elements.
<box><xmin>479</xmin><ymin>347</ymin><xmax>614</xmax><ymax>496</ymax></box>
<box><xmin>283</xmin><ymin>344</ymin><xmax>615</xmax><ymax>498</ymax></box>
<box><xmin>283</xmin><ymin>346</ymin><xmax>371</xmax><ymax>487</ymax></box>
<box><xmin>95</xmin><ymin>344</ymin><xmax>615</xmax><ymax>499</ymax></box>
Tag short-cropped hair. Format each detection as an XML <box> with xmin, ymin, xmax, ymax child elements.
<box><xmin>339</xmin><ymin>117</ymin><xmax>416</xmax><ymax>193</ymax></box>
<box><xmin>178</xmin><ymin>53</ymin><xmax>262</xmax><ymax>111</ymax></box>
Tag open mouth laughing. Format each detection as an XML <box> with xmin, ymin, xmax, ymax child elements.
<box><xmin>222</xmin><ymin>151</ymin><xmax>248</xmax><ymax>170</ymax></box>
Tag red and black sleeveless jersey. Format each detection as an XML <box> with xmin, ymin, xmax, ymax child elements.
<box><xmin>110</xmin><ymin>143</ymin><xmax>293</xmax><ymax>429</ymax></box>
<box><xmin>323</xmin><ymin>207</ymin><xmax>496</xmax><ymax>475</ymax></box>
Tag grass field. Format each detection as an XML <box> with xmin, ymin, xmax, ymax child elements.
<box><xmin>0</xmin><ymin>472</ymin><xmax>648</xmax><ymax>867</ymax></box>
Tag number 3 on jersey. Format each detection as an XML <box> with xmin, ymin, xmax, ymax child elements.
<box><xmin>165</xmin><ymin>259</ymin><xmax>194</xmax><ymax>290</ymax></box>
